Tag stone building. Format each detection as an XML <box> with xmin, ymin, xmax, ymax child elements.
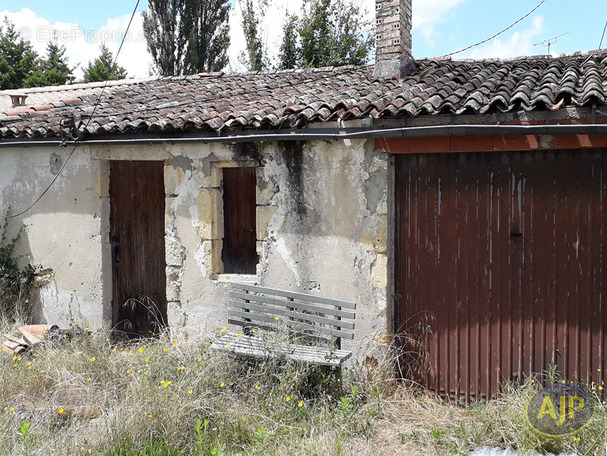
<box><xmin>2</xmin><ymin>0</ymin><xmax>607</xmax><ymax>399</ymax></box>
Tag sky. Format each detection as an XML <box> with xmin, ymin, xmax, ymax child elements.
<box><xmin>0</xmin><ymin>0</ymin><xmax>605</xmax><ymax>80</ymax></box>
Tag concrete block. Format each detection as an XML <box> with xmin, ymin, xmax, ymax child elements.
<box><xmin>197</xmin><ymin>188</ymin><xmax>223</xmax><ymax>240</ymax></box>
<box><xmin>256</xmin><ymin>205</ymin><xmax>277</xmax><ymax>241</ymax></box>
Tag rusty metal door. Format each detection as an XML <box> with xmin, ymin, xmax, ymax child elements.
<box><xmin>395</xmin><ymin>150</ymin><xmax>607</xmax><ymax>401</ymax></box>
<box><xmin>110</xmin><ymin>161</ymin><xmax>167</xmax><ymax>337</ymax></box>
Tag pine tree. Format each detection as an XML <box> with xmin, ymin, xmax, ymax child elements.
<box><xmin>82</xmin><ymin>44</ymin><xmax>127</xmax><ymax>83</ymax></box>
<box><xmin>0</xmin><ymin>18</ymin><xmax>38</xmax><ymax>89</ymax></box>
<box><xmin>23</xmin><ymin>41</ymin><xmax>75</xmax><ymax>87</ymax></box>
<box><xmin>277</xmin><ymin>0</ymin><xmax>373</xmax><ymax>69</ymax></box>
<box><xmin>143</xmin><ymin>0</ymin><xmax>231</xmax><ymax>76</ymax></box>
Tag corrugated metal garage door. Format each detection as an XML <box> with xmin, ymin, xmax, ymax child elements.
<box><xmin>395</xmin><ymin>150</ymin><xmax>607</xmax><ymax>401</ymax></box>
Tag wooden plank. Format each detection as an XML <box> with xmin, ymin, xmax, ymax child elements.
<box><xmin>222</xmin><ymin>168</ymin><xmax>258</xmax><ymax>274</ymax></box>
<box><xmin>231</xmin><ymin>283</ymin><xmax>356</xmax><ymax>309</ymax></box>
<box><xmin>228</xmin><ymin>300</ymin><xmax>355</xmax><ymax>330</ymax></box>
<box><xmin>110</xmin><ymin>160</ymin><xmax>167</xmax><ymax>337</ymax></box>
<box><xmin>230</xmin><ymin>291</ymin><xmax>356</xmax><ymax>319</ymax></box>
<box><xmin>210</xmin><ymin>333</ymin><xmax>351</xmax><ymax>367</ymax></box>
<box><xmin>228</xmin><ymin>309</ymin><xmax>355</xmax><ymax>339</ymax></box>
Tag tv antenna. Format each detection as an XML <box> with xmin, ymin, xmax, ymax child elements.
<box><xmin>534</xmin><ymin>32</ymin><xmax>570</xmax><ymax>54</ymax></box>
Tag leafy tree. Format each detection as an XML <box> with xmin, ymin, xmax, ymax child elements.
<box><xmin>278</xmin><ymin>13</ymin><xmax>298</xmax><ymax>70</ymax></box>
<box><xmin>0</xmin><ymin>18</ymin><xmax>38</xmax><ymax>89</ymax></box>
<box><xmin>277</xmin><ymin>0</ymin><xmax>373</xmax><ymax>69</ymax></box>
<box><xmin>23</xmin><ymin>41</ymin><xmax>75</xmax><ymax>87</ymax></box>
<box><xmin>239</xmin><ymin>0</ymin><xmax>268</xmax><ymax>72</ymax></box>
<box><xmin>143</xmin><ymin>0</ymin><xmax>230</xmax><ymax>76</ymax></box>
<box><xmin>82</xmin><ymin>44</ymin><xmax>127</xmax><ymax>83</ymax></box>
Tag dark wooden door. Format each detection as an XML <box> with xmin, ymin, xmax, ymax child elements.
<box><xmin>222</xmin><ymin>167</ymin><xmax>258</xmax><ymax>274</ymax></box>
<box><xmin>110</xmin><ymin>161</ymin><xmax>167</xmax><ymax>337</ymax></box>
<box><xmin>395</xmin><ymin>150</ymin><xmax>607</xmax><ymax>401</ymax></box>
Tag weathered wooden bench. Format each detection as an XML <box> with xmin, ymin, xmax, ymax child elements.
<box><xmin>210</xmin><ymin>283</ymin><xmax>356</xmax><ymax>367</ymax></box>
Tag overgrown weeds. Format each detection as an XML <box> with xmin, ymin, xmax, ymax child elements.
<box><xmin>2</xmin><ymin>324</ymin><xmax>606</xmax><ymax>455</ymax></box>
<box><xmin>0</xmin><ymin>323</ymin><xmax>392</xmax><ymax>456</ymax></box>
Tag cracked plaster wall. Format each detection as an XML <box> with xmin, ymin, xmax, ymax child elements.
<box><xmin>0</xmin><ymin>146</ymin><xmax>109</xmax><ymax>329</ymax></box>
<box><xmin>0</xmin><ymin>139</ymin><xmax>389</xmax><ymax>358</ymax></box>
<box><xmin>163</xmin><ymin>139</ymin><xmax>388</xmax><ymax>351</ymax></box>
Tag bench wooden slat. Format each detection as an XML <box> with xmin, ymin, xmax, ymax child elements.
<box><xmin>228</xmin><ymin>299</ymin><xmax>355</xmax><ymax>330</ymax></box>
<box><xmin>231</xmin><ymin>283</ymin><xmax>356</xmax><ymax>310</ymax></box>
<box><xmin>212</xmin><ymin>283</ymin><xmax>356</xmax><ymax>367</ymax></box>
<box><xmin>228</xmin><ymin>309</ymin><xmax>355</xmax><ymax>339</ymax></box>
<box><xmin>230</xmin><ymin>291</ymin><xmax>356</xmax><ymax>319</ymax></box>
<box><xmin>210</xmin><ymin>333</ymin><xmax>351</xmax><ymax>367</ymax></box>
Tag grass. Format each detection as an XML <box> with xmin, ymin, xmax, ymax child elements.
<box><xmin>1</xmin><ymin>321</ymin><xmax>606</xmax><ymax>456</ymax></box>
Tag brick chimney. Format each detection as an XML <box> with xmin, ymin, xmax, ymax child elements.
<box><xmin>374</xmin><ymin>0</ymin><xmax>414</xmax><ymax>79</ymax></box>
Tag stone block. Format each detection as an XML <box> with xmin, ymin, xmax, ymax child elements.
<box><xmin>167</xmin><ymin>301</ymin><xmax>186</xmax><ymax>327</ymax></box>
<box><xmin>165</xmin><ymin>197</ymin><xmax>176</xmax><ymax>229</ymax></box>
<box><xmin>203</xmin><ymin>239</ymin><xmax>223</xmax><ymax>275</ymax></box>
<box><xmin>197</xmin><ymin>188</ymin><xmax>223</xmax><ymax>240</ymax></box>
<box><xmin>256</xmin><ymin>178</ymin><xmax>276</xmax><ymax>205</ymax></box>
<box><xmin>371</xmin><ymin>254</ymin><xmax>388</xmax><ymax>288</ymax></box>
<box><xmin>205</xmin><ymin>166</ymin><xmax>222</xmax><ymax>188</ymax></box>
<box><xmin>165</xmin><ymin>236</ymin><xmax>185</xmax><ymax>266</ymax></box>
<box><xmin>165</xmin><ymin>266</ymin><xmax>182</xmax><ymax>301</ymax></box>
<box><xmin>94</xmin><ymin>166</ymin><xmax>109</xmax><ymax>197</ymax></box>
<box><xmin>375</xmin><ymin>216</ymin><xmax>388</xmax><ymax>254</ymax></box>
<box><xmin>256</xmin><ymin>205</ymin><xmax>277</xmax><ymax>241</ymax></box>
<box><xmin>164</xmin><ymin>165</ymin><xmax>185</xmax><ymax>196</ymax></box>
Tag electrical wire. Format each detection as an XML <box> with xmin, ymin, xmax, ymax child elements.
<box><xmin>10</xmin><ymin>0</ymin><xmax>141</xmax><ymax>218</ymax></box>
<box><xmin>600</xmin><ymin>20</ymin><xmax>607</xmax><ymax>49</ymax></box>
<box><xmin>441</xmin><ymin>0</ymin><xmax>548</xmax><ymax>58</ymax></box>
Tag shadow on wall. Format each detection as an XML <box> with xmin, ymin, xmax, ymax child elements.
<box><xmin>0</xmin><ymin>210</ymin><xmax>52</xmax><ymax>323</ymax></box>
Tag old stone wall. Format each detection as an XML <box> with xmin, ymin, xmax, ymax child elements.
<box><xmin>0</xmin><ymin>139</ymin><xmax>389</xmax><ymax>356</ymax></box>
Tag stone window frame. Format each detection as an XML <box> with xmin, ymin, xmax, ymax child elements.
<box><xmin>205</xmin><ymin>160</ymin><xmax>271</xmax><ymax>280</ymax></box>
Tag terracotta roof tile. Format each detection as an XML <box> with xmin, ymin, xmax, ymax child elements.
<box><xmin>3</xmin><ymin>51</ymin><xmax>607</xmax><ymax>139</ymax></box>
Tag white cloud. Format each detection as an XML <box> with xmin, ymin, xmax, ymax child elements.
<box><xmin>0</xmin><ymin>8</ymin><xmax>153</xmax><ymax>80</ymax></box>
<box><xmin>412</xmin><ymin>0</ymin><xmax>466</xmax><ymax>45</ymax></box>
<box><xmin>467</xmin><ymin>16</ymin><xmax>544</xmax><ymax>59</ymax></box>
